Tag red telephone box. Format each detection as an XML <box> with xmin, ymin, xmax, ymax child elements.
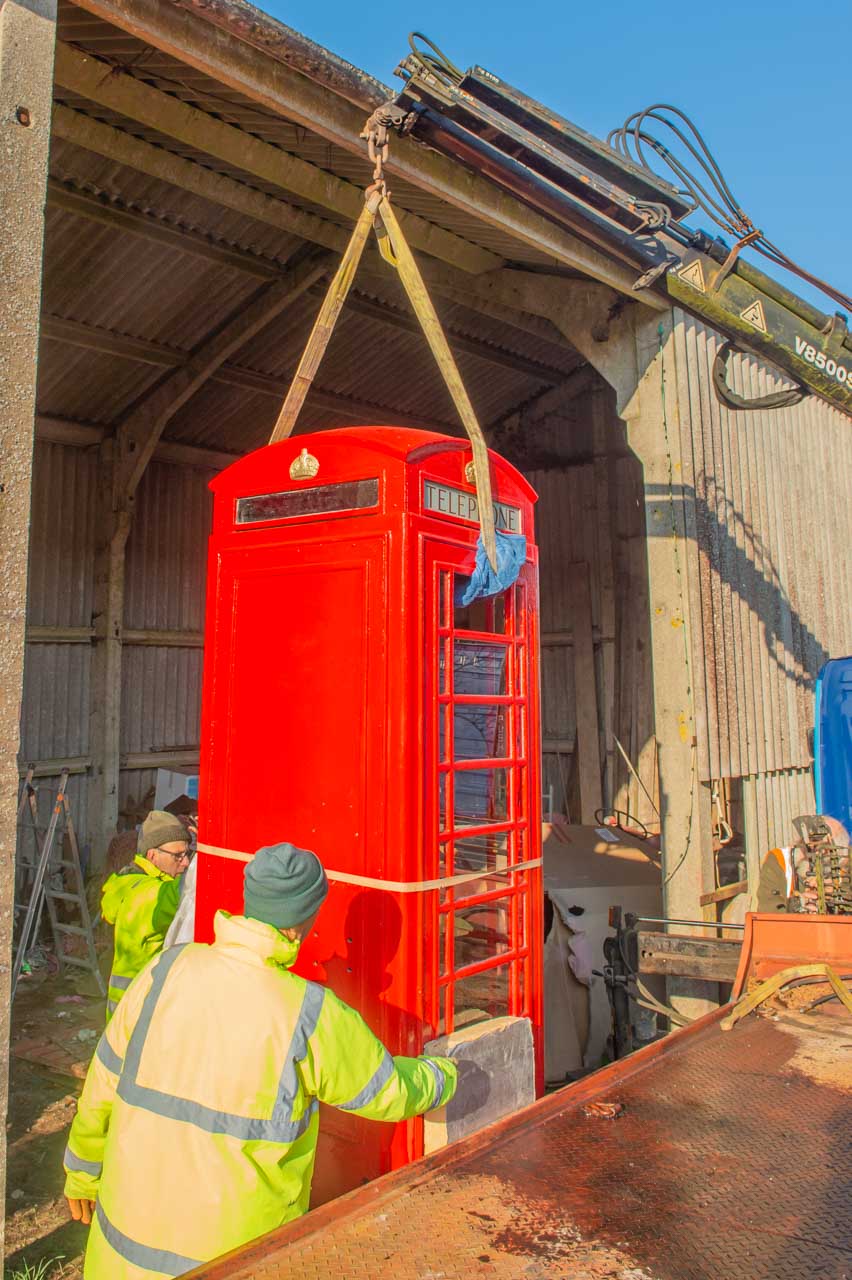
<box><xmin>196</xmin><ymin>425</ymin><xmax>543</xmax><ymax>1199</ymax></box>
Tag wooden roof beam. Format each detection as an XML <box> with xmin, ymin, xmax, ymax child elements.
<box><xmin>39</xmin><ymin>314</ymin><xmax>459</xmax><ymax>435</ymax></box>
<box><xmin>45</xmin><ymin>177</ymin><xmax>573</xmax><ymax>383</ymax></box>
<box><xmin>35</xmin><ymin>414</ymin><xmax>242</xmax><ymax>470</ymax></box>
<box><xmin>111</xmin><ymin>247</ymin><xmax>333</xmax><ymax>502</ymax></box>
<box><xmin>52</xmin><ymin>104</ymin><xmax>575</xmax><ymax>350</ymax></box>
<box><xmin>53</xmin><ymin>41</ymin><xmax>501</xmax><ymax>278</ymax></box>
<box><xmin>64</xmin><ymin>0</ymin><xmax>648</xmax><ymax>295</ymax></box>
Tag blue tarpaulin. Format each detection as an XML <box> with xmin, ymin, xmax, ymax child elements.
<box><xmin>814</xmin><ymin>656</ymin><xmax>852</xmax><ymax>836</ymax></box>
<box><xmin>457</xmin><ymin>532</ymin><xmax>527</xmax><ymax>606</ymax></box>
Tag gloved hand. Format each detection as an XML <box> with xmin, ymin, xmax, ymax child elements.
<box><xmin>67</xmin><ymin>1196</ymin><xmax>96</xmax><ymax>1225</ymax></box>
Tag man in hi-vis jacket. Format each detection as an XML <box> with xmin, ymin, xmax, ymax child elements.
<box><xmin>64</xmin><ymin>842</ymin><xmax>457</xmax><ymax>1279</ymax></box>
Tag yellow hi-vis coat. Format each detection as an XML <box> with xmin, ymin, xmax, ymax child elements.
<box><xmin>101</xmin><ymin>856</ymin><xmax>181</xmax><ymax>1021</ymax></box>
<box><xmin>64</xmin><ymin>911</ymin><xmax>457</xmax><ymax>1279</ymax></box>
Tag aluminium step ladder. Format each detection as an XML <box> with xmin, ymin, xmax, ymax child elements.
<box><xmin>13</xmin><ymin>767</ymin><xmax>106</xmax><ymax>1000</ymax></box>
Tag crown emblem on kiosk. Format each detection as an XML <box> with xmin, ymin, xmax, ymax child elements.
<box><xmin>289</xmin><ymin>447</ymin><xmax>320</xmax><ymax>480</ymax></box>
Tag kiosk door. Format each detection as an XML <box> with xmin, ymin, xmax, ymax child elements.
<box><xmin>426</xmin><ymin>543</ymin><xmax>542</xmax><ymax>1055</ymax></box>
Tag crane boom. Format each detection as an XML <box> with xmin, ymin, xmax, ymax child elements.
<box><xmin>383</xmin><ymin>43</ymin><xmax>852</xmax><ymax>419</ymax></box>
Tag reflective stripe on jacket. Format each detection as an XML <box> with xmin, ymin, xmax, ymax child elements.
<box><xmin>101</xmin><ymin>856</ymin><xmax>181</xmax><ymax>1020</ymax></box>
<box><xmin>64</xmin><ymin>911</ymin><xmax>457</xmax><ymax>1279</ymax></box>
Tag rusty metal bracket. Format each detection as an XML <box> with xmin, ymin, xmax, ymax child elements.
<box><xmin>632</xmin><ymin>256</ymin><xmax>675</xmax><ymax>292</ymax></box>
<box><xmin>712</xmin><ymin>341</ymin><xmax>807</xmax><ymax>412</ymax></box>
<box><xmin>709</xmin><ymin>228</ymin><xmax>761</xmax><ymax>293</ymax></box>
<box><xmin>822</xmin><ymin>310</ymin><xmax>849</xmax><ymax>355</ymax></box>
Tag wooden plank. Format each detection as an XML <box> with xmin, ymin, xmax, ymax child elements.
<box><xmin>699</xmin><ymin>880</ymin><xmax>749</xmax><ymax>908</ymax></box>
<box><xmin>637</xmin><ymin>931</ymin><xmax>742</xmax><ymax>983</ymax></box>
<box><xmin>17</xmin><ymin>758</ymin><xmax>92</xmax><ymax>779</ymax></box>
<box><xmin>566</xmin><ymin>562</ymin><xmax>602</xmax><ymax>822</ymax></box>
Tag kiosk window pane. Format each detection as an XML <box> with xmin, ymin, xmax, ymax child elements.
<box><xmin>454</xmin><ymin>768</ymin><xmax>509</xmax><ymax>824</ymax></box>
<box><xmin>452</xmin><ymin>704</ymin><xmax>507</xmax><ymax>760</ymax></box>
<box><xmin>439</xmin><ymin>571</ymin><xmax>450</xmax><ymax>628</ymax></box>
<box><xmin>453</xmin><ymin>585</ymin><xmax>509</xmax><ymax>635</ymax></box>
<box><xmin>454</xmin><ymin>594</ymin><xmax>489</xmax><ymax>633</ymax></box>
<box><xmin>438</xmin><ymin>642</ymin><xmax>450</xmax><ymax>693</ymax></box>
<box><xmin>441</xmin><ymin>869</ymin><xmax>512</xmax><ymax>904</ymax></box>
<box><xmin>438</xmin><ymin>773</ymin><xmax>448</xmax><ymax>828</ymax></box>
<box><xmin>453</xmin><ymin>642</ymin><xmax>508</xmax><ymax>696</ymax></box>
<box><xmin>438</xmin><ymin>704</ymin><xmax>454</xmax><ymax>763</ymax></box>
<box><xmin>451</xmin><ymin>833</ymin><xmax>509</xmax><ymax>874</ymax></box>
<box><xmin>439</xmin><ymin>913</ymin><xmax>449</xmax><ymax>975</ymax></box>
<box><xmin>454</xmin><ymin>901</ymin><xmax>511</xmax><ymax>970</ymax></box>
<box><xmin>452</xmin><ymin>966</ymin><xmax>510</xmax><ymax>1027</ymax></box>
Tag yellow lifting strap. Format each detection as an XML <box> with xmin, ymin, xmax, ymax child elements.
<box><xmin>268</xmin><ymin>188</ymin><xmax>499</xmax><ymax>572</ymax></box>
<box><xmin>720</xmin><ymin>962</ymin><xmax>852</xmax><ymax>1031</ymax></box>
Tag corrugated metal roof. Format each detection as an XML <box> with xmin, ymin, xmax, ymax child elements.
<box><xmin>42</xmin><ymin>203</ymin><xmax>265</xmax><ymax>348</ymax></box>
<box><xmin>54</xmin><ymin>2</ymin><xmax>559</xmax><ymax>269</ymax></box>
<box><xmin>49</xmin><ymin>139</ymin><xmax>307</xmax><ymax>264</ymax></box>
<box><xmin>37</xmin><ymin>336</ymin><xmax>161</xmax><ymax>424</ymax></box>
<box><xmin>673</xmin><ymin>310</ymin><xmax>852</xmax><ymax>781</ymax></box>
<box><xmin>40</xmin><ymin>144</ymin><xmax>582</xmax><ymax>451</ymax></box>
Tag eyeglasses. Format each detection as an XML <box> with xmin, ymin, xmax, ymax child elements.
<box><xmin>154</xmin><ymin>845</ymin><xmax>193</xmax><ymax>863</ymax></box>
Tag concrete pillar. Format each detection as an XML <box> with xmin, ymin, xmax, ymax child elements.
<box><xmin>545</xmin><ymin>289</ymin><xmax>717</xmax><ymax>1018</ymax></box>
<box><xmin>620</xmin><ymin>316</ymin><xmax>716</xmax><ymax>1004</ymax></box>
<box><xmin>0</xmin><ymin>0</ymin><xmax>58</xmax><ymax>1257</ymax></box>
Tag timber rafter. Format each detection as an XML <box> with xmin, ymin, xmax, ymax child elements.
<box><xmin>53</xmin><ymin>41</ymin><xmax>501</xmax><ymax>277</ymax></box>
<box><xmin>62</xmin><ymin>0</ymin><xmax>649</xmax><ymax>294</ymax></box>
<box><xmin>46</xmin><ymin>176</ymin><xmax>575</xmax><ymax>383</ymax></box>
<box><xmin>51</xmin><ymin>104</ymin><xmax>580</xmax><ymax>348</ymax></box>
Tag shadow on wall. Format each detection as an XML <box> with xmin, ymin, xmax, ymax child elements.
<box><xmin>645</xmin><ymin>481</ymin><xmax>829</xmax><ymax>693</ymax></box>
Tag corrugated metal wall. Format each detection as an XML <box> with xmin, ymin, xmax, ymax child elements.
<box><xmin>741</xmin><ymin>767</ymin><xmax>815</xmax><ymax>891</ymax></box>
<box><xmin>21</xmin><ymin>441</ymin><xmax>97</xmax><ymax>844</ymax></box>
<box><xmin>119</xmin><ymin>458</ymin><xmax>214</xmax><ymax>816</ymax></box>
<box><xmin>529</xmin><ymin>453</ymin><xmax>656</xmax><ymax>825</ymax></box>
<box><xmin>673</xmin><ymin>310</ymin><xmax>852</xmax><ymax>782</ymax></box>
<box><xmin>672</xmin><ymin>309</ymin><xmax>848</xmax><ymax>861</ymax></box>
<box><xmin>22</xmin><ymin>441</ymin><xmax>214</xmax><ymax>846</ymax></box>
<box><xmin>123</xmin><ymin>460</ymin><xmax>214</xmax><ymax>633</ymax></box>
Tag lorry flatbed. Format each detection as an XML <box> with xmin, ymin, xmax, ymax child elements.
<box><xmin>190</xmin><ymin>1009</ymin><xmax>850</xmax><ymax>1278</ymax></box>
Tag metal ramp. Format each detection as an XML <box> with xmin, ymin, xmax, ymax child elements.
<box><xmin>188</xmin><ymin>916</ymin><xmax>852</xmax><ymax>1280</ymax></box>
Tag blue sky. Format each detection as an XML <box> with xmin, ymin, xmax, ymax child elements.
<box><xmin>266</xmin><ymin>0</ymin><xmax>850</xmax><ymax>315</ymax></box>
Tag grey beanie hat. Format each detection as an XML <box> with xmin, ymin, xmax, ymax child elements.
<box><xmin>138</xmin><ymin>810</ymin><xmax>190</xmax><ymax>855</ymax></box>
<box><xmin>243</xmin><ymin>842</ymin><xmax>329</xmax><ymax>929</ymax></box>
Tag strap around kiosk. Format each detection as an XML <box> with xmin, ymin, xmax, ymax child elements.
<box><xmin>196</xmin><ymin>842</ymin><xmax>542</xmax><ymax>893</ymax></box>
